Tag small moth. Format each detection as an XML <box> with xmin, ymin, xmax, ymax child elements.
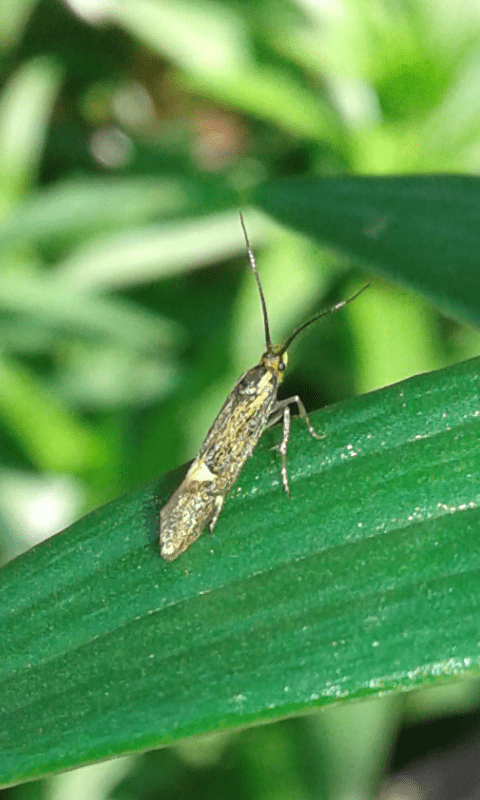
<box><xmin>160</xmin><ymin>214</ymin><xmax>368</xmax><ymax>561</ymax></box>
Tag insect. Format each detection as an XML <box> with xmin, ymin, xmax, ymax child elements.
<box><xmin>160</xmin><ymin>213</ymin><xmax>368</xmax><ymax>560</ymax></box>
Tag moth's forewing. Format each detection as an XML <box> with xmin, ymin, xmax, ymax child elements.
<box><xmin>159</xmin><ymin>361</ymin><xmax>281</xmax><ymax>560</ymax></box>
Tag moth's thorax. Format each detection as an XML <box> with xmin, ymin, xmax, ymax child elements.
<box><xmin>261</xmin><ymin>347</ymin><xmax>289</xmax><ymax>384</ymax></box>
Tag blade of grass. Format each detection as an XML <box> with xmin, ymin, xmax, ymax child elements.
<box><xmin>0</xmin><ymin>57</ymin><xmax>62</xmax><ymax>208</ymax></box>
<box><xmin>0</xmin><ymin>271</ymin><xmax>181</xmax><ymax>351</ymax></box>
<box><xmin>0</xmin><ymin>177</ymin><xmax>191</xmax><ymax>249</ymax></box>
<box><xmin>54</xmin><ymin>210</ymin><xmax>273</xmax><ymax>291</ymax></box>
<box><xmin>0</xmin><ymin>356</ymin><xmax>103</xmax><ymax>472</ymax></box>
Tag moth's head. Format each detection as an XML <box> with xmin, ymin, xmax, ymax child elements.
<box><xmin>261</xmin><ymin>347</ymin><xmax>289</xmax><ymax>382</ymax></box>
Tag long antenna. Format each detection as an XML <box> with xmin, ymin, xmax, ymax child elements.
<box><xmin>239</xmin><ymin>212</ymin><xmax>272</xmax><ymax>350</ymax></box>
<box><xmin>280</xmin><ymin>283</ymin><xmax>370</xmax><ymax>355</ymax></box>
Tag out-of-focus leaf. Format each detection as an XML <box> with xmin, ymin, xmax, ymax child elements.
<box><xmin>183</xmin><ymin>66</ymin><xmax>341</xmax><ymax>142</ymax></box>
<box><xmin>108</xmin><ymin>0</ymin><xmax>248</xmax><ymax>75</ymax></box>
<box><xmin>0</xmin><ymin>356</ymin><xmax>103</xmax><ymax>472</ymax></box>
<box><xmin>57</xmin><ymin>345</ymin><xmax>178</xmax><ymax>409</ymax></box>
<box><xmin>0</xmin><ymin>177</ymin><xmax>192</xmax><ymax>249</ymax></box>
<box><xmin>0</xmin><ymin>272</ymin><xmax>181</xmax><ymax>351</ymax></box>
<box><xmin>54</xmin><ymin>210</ymin><xmax>274</xmax><ymax>291</ymax></box>
<box><xmin>0</xmin><ymin>0</ymin><xmax>38</xmax><ymax>51</ymax></box>
<box><xmin>0</xmin><ymin>57</ymin><xmax>62</xmax><ymax>208</ymax></box>
<box><xmin>108</xmin><ymin>0</ymin><xmax>340</xmax><ymax>142</ymax></box>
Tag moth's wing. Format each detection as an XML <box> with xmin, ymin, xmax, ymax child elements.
<box><xmin>159</xmin><ymin>460</ymin><xmax>216</xmax><ymax>560</ymax></box>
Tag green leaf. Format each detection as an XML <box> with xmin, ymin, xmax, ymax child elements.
<box><xmin>109</xmin><ymin>0</ymin><xmax>340</xmax><ymax>142</ymax></box>
<box><xmin>1</xmin><ymin>356</ymin><xmax>480</xmax><ymax>787</ymax></box>
<box><xmin>0</xmin><ymin>356</ymin><xmax>102</xmax><ymax>472</ymax></box>
<box><xmin>0</xmin><ymin>0</ymin><xmax>37</xmax><ymax>52</ymax></box>
<box><xmin>0</xmin><ymin>177</ymin><xmax>191</xmax><ymax>249</ymax></box>
<box><xmin>183</xmin><ymin>66</ymin><xmax>340</xmax><ymax>142</ymax></box>
<box><xmin>254</xmin><ymin>174</ymin><xmax>480</xmax><ymax>324</ymax></box>
<box><xmin>108</xmin><ymin>0</ymin><xmax>246</xmax><ymax>77</ymax></box>
<box><xmin>0</xmin><ymin>57</ymin><xmax>62</xmax><ymax>208</ymax></box>
<box><xmin>0</xmin><ymin>272</ymin><xmax>181</xmax><ymax>352</ymax></box>
<box><xmin>54</xmin><ymin>209</ymin><xmax>273</xmax><ymax>292</ymax></box>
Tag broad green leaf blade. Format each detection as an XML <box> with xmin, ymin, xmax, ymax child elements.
<box><xmin>2</xmin><ymin>357</ymin><xmax>480</xmax><ymax>787</ymax></box>
<box><xmin>254</xmin><ymin>174</ymin><xmax>480</xmax><ymax>325</ymax></box>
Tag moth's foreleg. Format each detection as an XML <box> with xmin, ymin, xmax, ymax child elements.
<box><xmin>269</xmin><ymin>396</ymin><xmax>325</xmax><ymax>495</ymax></box>
<box><xmin>269</xmin><ymin>405</ymin><xmax>293</xmax><ymax>493</ymax></box>
<box><xmin>272</xmin><ymin>395</ymin><xmax>325</xmax><ymax>441</ymax></box>
<box><xmin>277</xmin><ymin>404</ymin><xmax>292</xmax><ymax>494</ymax></box>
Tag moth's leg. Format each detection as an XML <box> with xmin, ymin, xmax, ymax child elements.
<box><xmin>279</xmin><ymin>405</ymin><xmax>292</xmax><ymax>494</ymax></box>
<box><xmin>208</xmin><ymin>494</ymin><xmax>224</xmax><ymax>534</ymax></box>
<box><xmin>268</xmin><ymin>397</ymin><xmax>324</xmax><ymax>495</ymax></box>
<box><xmin>269</xmin><ymin>404</ymin><xmax>292</xmax><ymax>495</ymax></box>
<box><xmin>271</xmin><ymin>395</ymin><xmax>325</xmax><ymax>441</ymax></box>
<box><xmin>265</xmin><ymin>407</ymin><xmax>284</xmax><ymax>429</ymax></box>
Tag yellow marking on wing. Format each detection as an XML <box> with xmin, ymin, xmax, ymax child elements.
<box><xmin>257</xmin><ymin>371</ymin><xmax>275</xmax><ymax>392</ymax></box>
<box><xmin>187</xmin><ymin>459</ymin><xmax>216</xmax><ymax>482</ymax></box>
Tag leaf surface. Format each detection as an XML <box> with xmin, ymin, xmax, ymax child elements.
<box><xmin>1</xmin><ymin>357</ymin><xmax>480</xmax><ymax>786</ymax></box>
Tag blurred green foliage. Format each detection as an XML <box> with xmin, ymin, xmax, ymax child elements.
<box><xmin>2</xmin><ymin>0</ymin><xmax>480</xmax><ymax>798</ymax></box>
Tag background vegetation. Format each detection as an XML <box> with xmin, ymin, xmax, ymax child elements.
<box><xmin>2</xmin><ymin>0</ymin><xmax>480</xmax><ymax>798</ymax></box>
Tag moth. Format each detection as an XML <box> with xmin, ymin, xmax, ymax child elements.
<box><xmin>160</xmin><ymin>213</ymin><xmax>368</xmax><ymax>560</ymax></box>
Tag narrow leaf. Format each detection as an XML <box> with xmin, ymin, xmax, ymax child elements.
<box><xmin>1</xmin><ymin>357</ymin><xmax>479</xmax><ymax>786</ymax></box>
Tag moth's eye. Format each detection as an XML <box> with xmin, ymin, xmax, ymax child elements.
<box><xmin>278</xmin><ymin>360</ymin><xmax>286</xmax><ymax>371</ymax></box>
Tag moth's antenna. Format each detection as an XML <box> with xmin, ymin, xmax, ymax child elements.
<box><xmin>280</xmin><ymin>283</ymin><xmax>370</xmax><ymax>355</ymax></box>
<box><xmin>239</xmin><ymin>212</ymin><xmax>272</xmax><ymax>350</ymax></box>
